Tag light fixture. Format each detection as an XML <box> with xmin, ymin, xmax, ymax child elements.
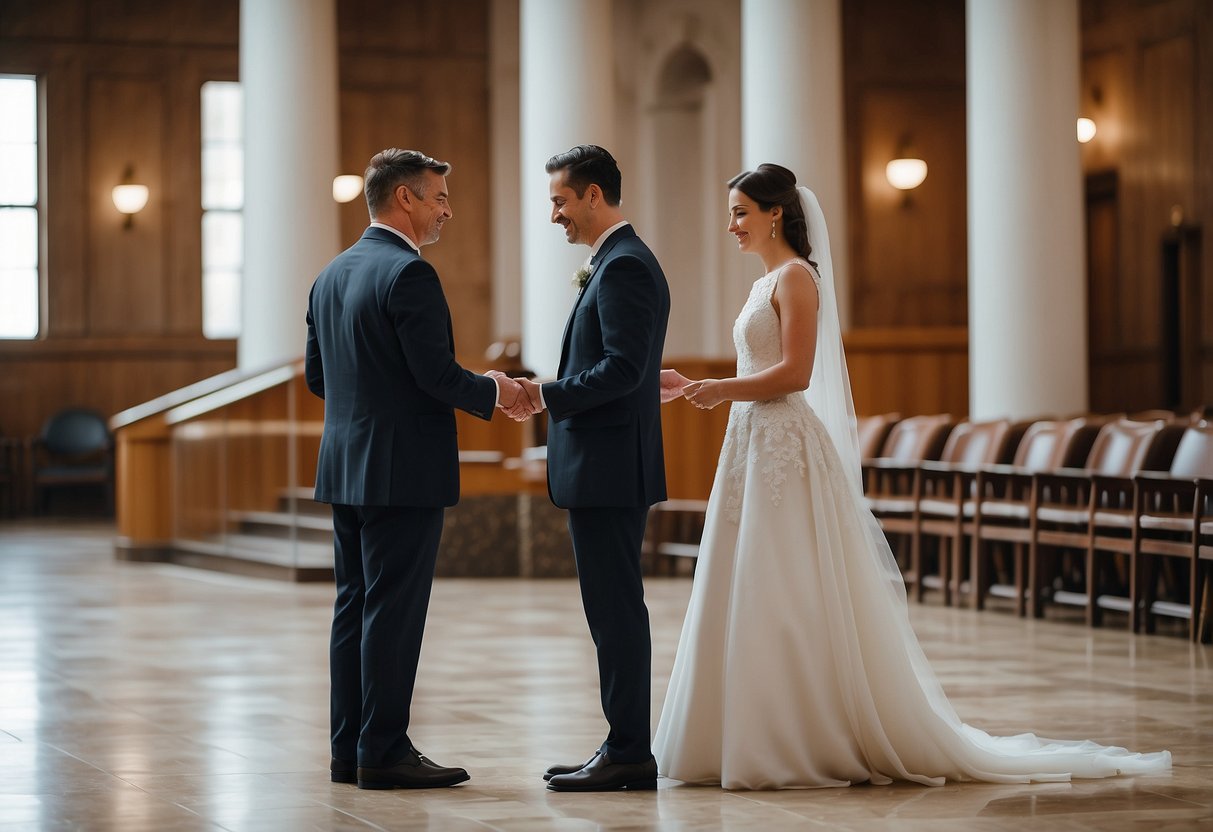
<box><xmin>111</xmin><ymin>165</ymin><xmax>149</xmax><ymax>229</ymax></box>
<box><xmin>886</xmin><ymin>158</ymin><xmax>928</xmax><ymax>191</ymax></box>
<box><xmin>1076</xmin><ymin>117</ymin><xmax>1097</xmax><ymax>143</ymax></box>
<box><xmin>332</xmin><ymin>174</ymin><xmax>363</xmax><ymax>203</ymax></box>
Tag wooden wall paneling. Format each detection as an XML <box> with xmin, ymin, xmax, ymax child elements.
<box><xmin>39</xmin><ymin>45</ymin><xmax>89</xmax><ymax>336</ymax></box>
<box><xmin>86</xmin><ymin>0</ymin><xmax>236</xmax><ymax>46</ymax></box>
<box><xmin>86</xmin><ymin>73</ymin><xmax>167</xmax><ymax>335</ymax></box>
<box><xmin>337</xmin><ymin>88</ymin><xmax>421</xmax><ymax>249</ymax></box>
<box><xmin>0</xmin><ymin>340</ymin><xmax>235</xmax><ymax>438</ymax></box>
<box><xmin>843</xmin><ymin>0</ymin><xmax>967</xmax><ymax>329</ymax></box>
<box><xmin>340</xmin><ymin>54</ymin><xmax>492</xmax><ymax>360</ymax></box>
<box><xmin>854</xmin><ymin>87</ymin><xmax>967</xmax><ymax>327</ymax></box>
<box><xmin>337</xmin><ymin>0</ymin><xmax>488</xmax><ymax>57</ymax></box>
<box><xmin>0</xmin><ymin>0</ymin><xmax>86</xmax><ymax>39</ymax></box>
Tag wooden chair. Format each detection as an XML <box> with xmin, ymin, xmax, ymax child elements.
<box><xmin>1129</xmin><ymin>423</ymin><xmax>1213</xmax><ymax>639</ymax></box>
<box><xmin>914</xmin><ymin>419</ymin><xmax>1028</xmax><ymax>605</ymax></box>
<box><xmin>643</xmin><ymin>499</ymin><xmax>709</xmax><ymax>576</ymax></box>
<box><xmin>857</xmin><ymin>413</ymin><xmax>900</xmax><ymax>461</ymax></box>
<box><xmin>29</xmin><ymin>408</ymin><xmax>114</xmax><ymax>514</ymax></box>
<box><xmin>862</xmin><ymin>414</ymin><xmax>954</xmax><ymax>589</ymax></box>
<box><xmin>969</xmin><ymin>418</ymin><xmax>1103</xmax><ymax>614</ymax></box>
<box><xmin>1028</xmin><ymin>418</ymin><xmax>1183</xmax><ymax>623</ymax></box>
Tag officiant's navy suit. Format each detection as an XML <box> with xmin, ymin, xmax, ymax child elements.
<box><xmin>305</xmin><ymin>225</ymin><xmax>496</xmax><ymax>769</ymax></box>
<box><xmin>542</xmin><ymin>224</ymin><xmax>670</xmax><ymax>764</ymax></box>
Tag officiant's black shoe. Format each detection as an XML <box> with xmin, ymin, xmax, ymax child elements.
<box><xmin>357</xmin><ymin>748</ymin><xmax>470</xmax><ymax>789</ymax></box>
<box><xmin>546</xmin><ymin>752</ymin><xmax>657</xmax><ymax>792</ymax></box>
<box><xmin>330</xmin><ymin>758</ymin><xmax>357</xmax><ymax>784</ymax></box>
<box><xmin>543</xmin><ymin>751</ymin><xmax>601</xmax><ymax>781</ymax></box>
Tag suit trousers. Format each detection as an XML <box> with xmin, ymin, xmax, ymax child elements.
<box><xmin>567</xmin><ymin>506</ymin><xmax>653</xmax><ymax>764</ymax></box>
<box><xmin>329</xmin><ymin>503</ymin><xmax>444</xmax><ymax>767</ymax></box>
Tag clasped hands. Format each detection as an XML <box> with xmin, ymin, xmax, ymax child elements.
<box><xmin>662</xmin><ymin>369</ymin><xmax>726</xmax><ymax>410</ymax></box>
<box><xmin>488</xmin><ymin>371</ymin><xmax>544</xmax><ymax>421</ymax></box>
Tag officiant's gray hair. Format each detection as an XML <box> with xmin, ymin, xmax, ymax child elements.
<box><xmin>365</xmin><ymin>148</ymin><xmax>451</xmax><ymax>215</ymax></box>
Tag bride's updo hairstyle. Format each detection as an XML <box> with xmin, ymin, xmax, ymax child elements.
<box><xmin>727</xmin><ymin>163</ymin><xmax>815</xmax><ymax>266</ymax></box>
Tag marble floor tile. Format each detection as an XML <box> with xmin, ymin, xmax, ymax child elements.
<box><xmin>0</xmin><ymin>520</ymin><xmax>1209</xmax><ymax>831</ymax></box>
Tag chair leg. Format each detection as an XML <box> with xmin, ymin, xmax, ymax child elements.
<box><xmin>1189</xmin><ymin>555</ymin><xmax>1200</xmax><ymax>642</ymax></box>
<box><xmin>1198</xmin><ymin>563</ymin><xmax>1211</xmax><ymax>644</ymax></box>
<box><xmin>911</xmin><ymin>531</ymin><xmax>925</xmax><ymax>603</ymax></box>
<box><xmin>1014</xmin><ymin>543</ymin><xmax>1027</xmax><ymax>617</ymax></box>
<box><xmin>971</xmin><ymin>536</ymin><xmax>986</xmax><ymax>611</ymax></box>
<box><xmin>1028</xmin><ymin>541</ymin><xmax>1044</xmax><ymax>619</ymax></box>
<box><xmin>1085</xmin><ymin>544</ymin><xmax>1101</xmax><ymax>628</ymax></box>
<box><xmin>941</xmin><ymin>537</ymin><xmax>953</xmax><ymax>607</ymax></box>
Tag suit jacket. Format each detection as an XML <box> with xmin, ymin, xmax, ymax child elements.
<box><xmin>542</xmin><ymin>225</ymin><xmax>670</xmax><ymax>509</ymax></box>
<box><xmin>305</xmin><ymin>226</ymin><xmax>497</xmax><ymax>507</ymax></box>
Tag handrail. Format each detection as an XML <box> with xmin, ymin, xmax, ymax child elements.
<box><xmin>111</xmin><ymin>357</ymin><xmax>301</xmax><ymax>430</ymax></box>
<box><xmin>165</xmin><ymin>364</ymin><xmax>299</xmax><ymax>425</ymax></box>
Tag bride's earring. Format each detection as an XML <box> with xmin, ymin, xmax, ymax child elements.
<box><xmin>770</xmin><ymin>220</ymin><xmax>776</xmax><ymax>239</ymax></box>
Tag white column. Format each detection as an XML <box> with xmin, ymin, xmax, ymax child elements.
<box><xmin>741</xmin><ymin>0</ymin><xmax>850</xmax><ymax>326</ymax></box>
<box><xmin>520</xmin><ymin>0</ymin><xmax>614</xmax><ymax>378</ymax></box>
<box><xmin>490</xmin><ymin>0</ymin><xmax>522</xmax><ymax>342</ymax></box>
<box><xmin>239</xmin><ymin>0</ymin><xmax>340</xmax><ymax>369</ymax></box>
<box><xmin>967</xmin><ymin>0</ymin><xmax>1086</xmax><ymax>420</ymax></box>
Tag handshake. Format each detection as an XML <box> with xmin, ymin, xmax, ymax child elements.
<box><xmin>487</xmin><ymin>370</ymin><xmax>545</xmax><ymax>422</ymax></box>
<box><xmin>489</xmin><ymin>368</ymin><xmax>719</xmax><ymax>423</ymax></box>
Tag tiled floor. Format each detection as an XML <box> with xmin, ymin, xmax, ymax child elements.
<box><xmin>0</xmin><ymin>520</ymin><xmax>1209</xmax><ymax>831</ymax></box>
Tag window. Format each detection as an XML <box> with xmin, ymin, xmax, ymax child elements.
<box><xmin>201</xmin><ymin>81</ymin><xmax>243</xmax><ymax>339</ymax></box>
<box><xmin>0</xmin><ymin>76</ymin><xmax>39</xmax><ymax>339</ymax></box>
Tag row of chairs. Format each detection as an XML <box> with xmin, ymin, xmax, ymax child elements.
<box><xmin>864</xmin><ymin>409</ymin><xmax>1211</xmax><ymax>640</ymax></box>
<box><xmin>0</xmin><ymin>408</ymin><xmax>114</xmax><ymax>517</ymax></box>
<box><xmin>643</xmin><ymin>408</ymin><xmax>1212</xmax><ymax>643</ymax></box>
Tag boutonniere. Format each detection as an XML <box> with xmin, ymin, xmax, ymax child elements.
<box><xmin>572</xmin><ymin>257</ymin><xmax>593</xmax><ymax>290</ymax></box>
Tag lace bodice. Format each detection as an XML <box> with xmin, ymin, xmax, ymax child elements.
<box><xmin>732</xmin><ymin>261</ymin><xmax>820</xmax><ymax>377</ymax></box>
<box><xmin>721</xmin><ymin>261</ymin><xmax>834</xmax><ymax>522</ymax></box>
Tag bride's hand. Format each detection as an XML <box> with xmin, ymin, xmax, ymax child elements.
<box><xmin>660</xmin><ymin>369</ymin><xmax>693</xmax><ymax>404</ymax></box>
<box><xmin>683</xmin><ymin>379</ymin><xmax>727</xmax><ymax>410</ymax></box>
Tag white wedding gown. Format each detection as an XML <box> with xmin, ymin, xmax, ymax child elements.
<box><xmin>652</xmin><ymin>265</ymin><xmax>1171</xmax><ymax>790</ymax></box>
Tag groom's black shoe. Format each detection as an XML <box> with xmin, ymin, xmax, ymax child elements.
<box><xmin>330</xmin><ymin>757</ymin><xmax>357</xmax><ymax>784</ymax></box>
<box><xmin>546</xmin><ymin>752</ymin><xmax>657</xmax><ymax>792</ymax></box>
<box><xmin>357</xmin><ymin>748</ymin><xmax>470</xmax><ymax>789</ymax></box>
<box><xmin>543</xmin><ymin>751</ymin><xmax>601</xmax><ymax>781</ymax></box>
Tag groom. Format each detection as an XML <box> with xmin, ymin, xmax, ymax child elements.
<box><xmin>505</xmin><ymin>145</ymin><xmax>670</xmax><ymax>791</ymax></box>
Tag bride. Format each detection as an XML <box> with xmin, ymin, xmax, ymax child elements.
<box><xmin>652</xmin><ymin>163</ymin><xmax>1171</xmax><ymax>790</ymax></box>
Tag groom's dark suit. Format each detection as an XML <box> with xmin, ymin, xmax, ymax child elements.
<box><xmin>542</xmin><ymin>224</ymin><xmax>670</xmax><ymax>764</ymax></box>
<box><xmin>305</xmin><ymin>225</ymin><xmax>497</xmax><ymax>769</ymax></box>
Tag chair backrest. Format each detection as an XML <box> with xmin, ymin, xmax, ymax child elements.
<box><xmin>878</xmin><ymin>414</ymin><xmax>953</xmax><ymax>462</ymax></box>
<box><xmin>40</xmin><ymin>408</ymin><xmax>110</xmax><ymax>456</ymax></box>
<box><xmin>857</xmin><ymin>413</ymin><xmax>900</xmax><ymax>460</ymax></box>
<box><xmin>1083</xmin><ymin>418</ymin><xmax>1168</xmax><ymax>476</ymax></box>
<box><xmin>1011</xmin><ymin>418</ymin><xmax>1089</xmax><ymax>472</ymax></box>
<box><xmin>1168</xmin><ymin>423</ymin><xmax>1213</xmax><ymax>477</ymax></box>
<box><xmin>939</xmin><ymin>419</ymin><xmax>1012</xmax><ymax>466</ymax></box>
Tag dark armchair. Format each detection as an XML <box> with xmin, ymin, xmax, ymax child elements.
<box><xmin>29</xmin><ymin>408</ymin><xmax>114</xmax><ymax>514</ymax></box>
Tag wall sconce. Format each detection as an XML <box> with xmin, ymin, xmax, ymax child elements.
<box><xmin>111</xmin><ymin>165</ymin><xmax>149</xmax><ymax>229</ymax></box>
<box><xmin>886</xmin><ymin>157</ymin><xmax>928</xmax><ymax>191</ymax></box>
<box><xmin>332</xmin><ymin>174</ymin><xmax>364</xmax><ymax>203</ymax></box>
<box><xmin>1076</xmin><ymin>117</ymin><xmax>1097</xmax><ymax>143</ymax></box>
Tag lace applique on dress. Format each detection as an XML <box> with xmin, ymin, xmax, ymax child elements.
<box><xmin>720</xmin><ymin>265</ymin><xmax>830</xmax><ymax>522</ymax></box>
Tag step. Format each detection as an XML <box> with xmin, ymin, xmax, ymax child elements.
<box><xmin>172</xmin><ymin>535</ymin><xmax>333</xmax><ymax>581</ymax></box>
<box><xmin>231</xmin><ymin>509</ymin><xmax>333</xmax><ymax>542</ymax></box>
